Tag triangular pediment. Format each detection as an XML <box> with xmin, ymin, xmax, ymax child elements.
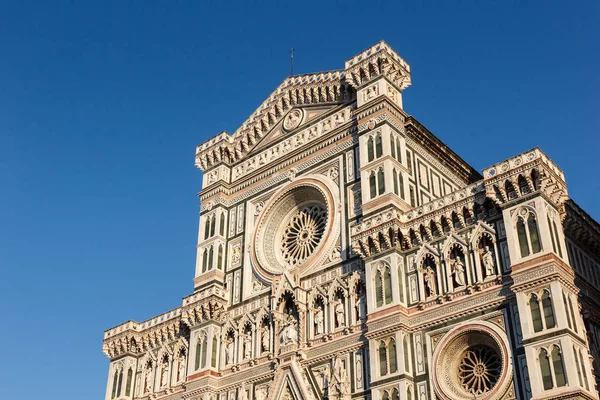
<box><xmin>272</xmin><ymin>271</ymin><xmax>299</xmax><ymax>306</ymax></box>
<box><xmin>268</xmin><ymin>361</ymin><xmax>317</xmax><ymax>400</ymax></box>
<box><xmin>196</xmin><ymin>41</ymin><xmax>413</xmax><ymax>172</ymax></box>
<box><xmin>250</xmin><ymin>105</ymin><xmax>342</xmax><ymax>154</ymax></box>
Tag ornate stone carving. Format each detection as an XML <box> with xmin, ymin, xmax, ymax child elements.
<box><xmin>252</xmin><ymin>176</ymin><xmax>340</xmax><ymax>278</ymax></box>
<box><xmin>283</xmin><ymin>109</ymin><xmax>303</xmax><ymax>131</ymax></box>
<box><xmin>431</xmin><ymin>321</ymin><xmax>512</xmax><ymax>400</ymax></box>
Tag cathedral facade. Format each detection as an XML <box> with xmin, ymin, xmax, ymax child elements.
<box><xmin>102</xmin><ymin>41</ymin><xmax>600</xmax><ymax>400</ymax></box>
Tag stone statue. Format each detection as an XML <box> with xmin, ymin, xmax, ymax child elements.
<box><xmin>225</xmin><ymin>339</ymin><xmax>234</xmax><ymax>365</ymax></box>
<box><xmin>144</xmin><ymin>366</ymin><xmax>153</xmax><ymax>393</ymax></box>
<box><xmin>261</xmin><ymin>326</ymin><xmax>269</xmax><ymax>353</ymax></box>
<box><xmin>453</xmin><ymin>257</ymin><xmax>466</xmax><ymax>287</ymax></box>
<box><xmin>331</xmin><ymin>356</ymin><xmax>350</xmax><ymax>396</ymax></box>
<box><xmin>314</xmin><ymin>305</ymin><xmax>324</xmax><ymax>335</ymax></box>
<box><xmin>419</xmin><ymin>266</ymin><xmax>437</xmax><ymax>297</ymax></box>
<box><xmin>178</xmin><ymin>355</ymin><xmax>186</xmax><ymax>382</ymax></box>
<box><xmin>255</xmin><ymin>387</ymin><xmax>265</xmax><ymax>400</ymax></box>
<box><xmin>244</xmin><ymin>334</ymin><xmax>252</xmax><ymax>359</ymax></box>
<box><xmin>280</xmin><ymin>309</ymin><xmax>298</xmax><ymax>345</ymax></box>
<box><xmin>355</xmin><ymin>289</ymin><xmax>366</xmax><ymax>321</ymax></box>
<box><xmin>160</xmin><ymin>358</ymin><xmax>169</xmax><ymax>387</ymax></box>
<box><xmin>335</xmin><ymin>298</ymin><xmax>345</xmax><ymax>327</ymax></box>
<box><xmin>482</xmin><ymin>246</ymin><xmax>495</xmax><ymax>276</ymax></box>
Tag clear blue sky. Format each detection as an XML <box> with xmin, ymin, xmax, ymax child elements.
<box><xmin>0</xmin><ymin>1</ymin><xmax>597</xmax><ymax>399</ymax></box>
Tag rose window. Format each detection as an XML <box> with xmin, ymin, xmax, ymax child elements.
<box><xmin>252</xmin><ymin>180</ymin><xmax>340</xmax><ymax>276</ymax></box>
<box><xmin>281</xmin><ymin>204</ymin><xmax>326</xmax><ymax>266</ymax></box>
<box><xmin>458</xmin><ymin>345</ymin><xmax>501</xmax><ymax>395</ymax></box>
<box><xmin>432</xmin><ymin>323</ymin><xmax>512</xmax><ymax>400</ymax></box>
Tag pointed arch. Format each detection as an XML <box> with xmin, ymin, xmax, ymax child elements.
<box><xmin>518</xmin><ymin>174</ymin><xmax>529</xmax><ymax>195</ymax></box>
<box><xmin>375</xmin><ymin>133</ymin><xmax>383</xmax><ymax>158</ymax></box>
<box><xmin>211</xmin><ymin>335</ymin><xmax>218</xmax><ymax>368</ymax></box>
<box><xmin>568</xmin><ymin>296</ymin><xmax>578</xmax><ymax>333</ymax></box>
<box><xmin>367</xmin><ymin>137</ymin><xmax>374</xmax><ymax>162</ymax></box>
<box><xmin>403</xmin><ymin>334</ymin><xmax>411</xmax><ymax>372</ymax></box>
<box><xmin>389</xmin><ymin>338</ymin><xmax>398</xmax><ymax>373</ymax></box>
<box><xmin>208</xmin><ymin>246</ymin><xmax>214</xmax><ymax>270</ymax></box>
<box><xmin>369</xmin><ymin>172</ymin><xmax>377</xmax><ymax>199</ymax></box>
<box><xmin>210</xmin><ymin>215</ymin><xmax>216</xmax><ymax>237</ymax></box>
<box><xmin>531</xmin><ymin>169</ymin><xmax>540</xmax><ymax>190</ymax></box>
<box><xmin>201</xmin><ymin>334</ymin><xmax>208</xmax><ymax>368</ymax></box>
<box><xmin>204</xmin><ymin>217</ymin><xmax>210</xmax><ymax>239</ymax></box>
<box><xmin>125</xmin><ymin>367</ymin><xmax>133</xmax><ymax>396</ymax></box>
<box><xmin>539</xmin><ymin>348</ymin><xmax>553</xmax><ymax>390</ymax></box>
<box><xmin>517</xmin><ymin>218</ymin><xmax>529</xmax><ymax>257</ymax></box>
<box><xmin>376</xmin><ymin>270</ymin><xmax>384</xmax><ymax>307</ymax></box>
<box><xmin>218</xmin><ymin>245</ymin><xmax>224</xmax><ymax>270</ymax></box>
<box><xmin>379</xmin><ymin>341</ymin><xmax>388</xmax><ymax>376</ymax></box>
<box><xmin>541</xmin><ymin>290</ymin><xmax>556</xmax><ymax>329</ymax></box>
<box><xmin>579</xmin><ymin>349</ymin><xmax>589</xmax><ymax>390</ymax></box>
<box><xmin>194</xmin><ymin>337</ymin><xmax>202</xmax><ymax>370</ymax></box>
<box><xmin>202</xmin><ymin>249</ymin><xmax>208</xmax><ymax>273</ymax></box>
<box><xmin>384</xmin><ymin>267</ymin><xmax>392</xmax><ymax>304</ymax></box>
<box><xmin>219</xmin><ymin>213</ymin><xmax>225</xmax><ymax>236</ymax></box>
<box><xmin>551</xmin><ymin>345</ymin><xmax>566</xmax><ymax>387</ymax></box>
<box><xmin>563</xmin><ymin>292</ymin><xmax>572</xmax><ymax>330</ymax></box>
<box><xmin>112</xmin><ymin>370</ymin><xmax>118</xmax><ymax>399</ymax></box>
<box><xmin>377</xmin><ymin>168</ymin><xmax>385</xmax><ymax>195</ymax></box>
<box><xmin>530</xmin><ymin>294</ymin><xmax>543</xmax><ymax>332</ymax></box>
<box><xmin>574</xmin><ymin>345</ymin><xmax>584</xmax><ymax>387</ymax></box>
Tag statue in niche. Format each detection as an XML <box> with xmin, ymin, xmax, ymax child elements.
<box><xmin>243</xmin><ymin>333</ymin><xmax>252</xmax><ymax>359</ymax></box>
<box><xmin>331</xmin><ymin>356</ymin><xmax>350</xmax><ymax>396</ymax></box>
<box><xmin>160</xmin><ymin>358</ymin><xmax>169</xmax><ymax>387</ymax></box>
<box><xmin>144</xmin><ymin>365</ymin><xmax>153</xmax><ymax>393</ymax></box>
<box><xmin>419</xmin><ymin>265</ymin><xmax>437</xmax><ymax>297</ymax></box>
<box><xmin>280</xmin><ymin>308</ymin><xmax>298</xmax><ymax>345</ymax></box>
<box><xmin>314</xmin><ymin>305</ymin><xmax>324</xmax><ymax>335</ymax></box>
<box><xmin>177</xmin><ymin>353</ymin><xmax>186</xmax><ymax>382</ymax></box>
<box><xmin>354</xmin><ymin>286</ymin><xmax>366</xmax><ymax>321</ymax></box>
<box><xmin>335</xmin><ymin>298</ymin><xmax>345</xmax><ymax>328</ymax></box>
<box><xmin>255</xmin><ymin>386</ymin><xmax>266</xmax><ymax>400</ymax></box>
<box><xmin>261</xmin><ymin>326</ymin><xmax>269</xmax><ymax>353</ymax></box>
<box><xmin>224</xmin><ymin>338</ymin><xmax>234</xmax><ymax>365</ymax></box>
<box><xmin>453</xmin><ymin>257</ymin><xmax>466</xmax><ymax>287</ymax></box>
<box><xmin>319</xmin><ymin>370</ymin><xmax>329</xmax><ymax>393</ymax></box>
<box><xmin>482</xmin><ymin>246</ymin><xmax>496</xmax><ymax>277</ymax></box>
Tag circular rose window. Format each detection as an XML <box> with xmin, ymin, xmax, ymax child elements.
<box><xmin>458</xmin><ymin>345</ymin><xmax>502</xmax><ymax>395</ymax></box>
<box><xmin>432</xmin><ymin>322</ymin><xmax>512</xmax><ymax>400</ymax></box>
<box><xmin>280</xmin><ymin>203</ymin><xmax>327</xmax><ymax>266</ymax></box>
<box><xmin>252</xmin><ymin>177</ymin><xmax>340</xmax><ymax>277</ymax></box>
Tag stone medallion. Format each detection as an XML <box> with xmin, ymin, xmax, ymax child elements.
<box><xmin>283</xmin><ymin>109</ymin><xmax>303</xmax><ymax>131</ymax></box>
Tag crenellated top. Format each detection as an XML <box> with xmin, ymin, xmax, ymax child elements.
<box><xmin>351</xmin><ymin>147</ymin><xmax>570</xmax><ymax>259</ymax></box>
<box><xmin>194</xmin><ymin>41</ymin><xmax>412</xmax><ymax>172</ymax></box>
<box><xmin>102</xmin><ymin>306</ymin><xmax>183</xmax><ymax>359</ymax></box>
<box><xmin>344</xmin><ymin>40</ymin><xmax>410</xmax><ymax>72</ymax></box>
<box><xmin>102</xmin><ymin>285</ymin><xmax>228</xmax><ymax>360</ymax></box>
<box><xmin>483</xmin><ymin>147</ymin><xmax>565</xmax><ymax>182</ymax></box>
<box><xmin>343</xmin><ymin>40</ymin><xmax>411</xmax><ymax>90</ymax></box>
<box><xmin>103</xmin><ymin>307</ymin><xmax>183</xmax><ymax>341</ymax></box>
